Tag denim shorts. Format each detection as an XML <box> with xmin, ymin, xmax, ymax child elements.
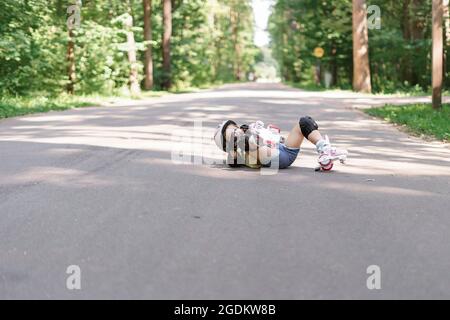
<box><xmin>264</xmin><ymin>144</ymin><xmax>300</xmax><ymax>169</ymax></box>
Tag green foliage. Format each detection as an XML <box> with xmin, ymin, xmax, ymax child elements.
<box><xmin>0</xmin><ymin>0</ymin><xmax>53</xmax><ymax>94</ymax></box>
<box><xmin>269</xmin><ymin>0</ymin><xmax>450</xmax><ymax>93</ymax></box>
<box><xmin>207</xmin><ymin>0</ymin><xmax>258</xmax><ymax>83</ymax></box>
<box><xmin>365</xmin><ymin>103</ymin><xmax>450</xmax><ymax>141</ymax></box>
<box><xmin>254</xmin><ymin>46</ymin><xmax>279</xmax><ymax>81</ymax></box>
<box><xmin>74</xmin><ymin>19</ymin><xmax>132</xmax><ymax>94</ymax></box>
<box><xmin>0</xmin><ymin>0</ymin><xmax>258</xmax><ymax>96</ymax></box>
<box><xmin>368</xmin><ymin>0</ymin><xmax>434</xmax><ymax>93</ymax></box>
<box><xmin>269</xmin><ymin>0</ymin><xmax>352</xmax><ymax>86</ymax></box>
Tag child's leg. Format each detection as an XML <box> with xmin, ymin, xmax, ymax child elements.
<box><xmin>282</xmin><ymin>117</ymin><xmax>348</xmax><ymax>170</ymax></box>
<box><xmin>284</xmin><ymin>122</ymin><xmax>323</xmax><ymax>148</ymax></box>
<box><xmin>284</xmin><ymin>116</ymin><xmax>333</xmax><ymax>156</ymax></box>
<box><xmin>284</xmin><ymin>123</ymin><xmax>304</xmax><ymax>148</ymax></box>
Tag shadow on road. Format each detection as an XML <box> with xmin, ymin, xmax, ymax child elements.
<box><xmin>1</xmin><ymin>83</ymin><xmax>450</xmax><ymax>299</ymax></box>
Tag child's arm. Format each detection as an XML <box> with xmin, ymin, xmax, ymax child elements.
<box><xmin>256</xmin><ymin>145</ymin><xmax>279</xmax><ymax>165</ymax></box>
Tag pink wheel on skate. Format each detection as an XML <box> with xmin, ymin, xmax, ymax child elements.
<box><xmin>321</xmin><ymin>162</ymin><xmax>333</xmax><ymax>171</ymax></box>
<box><xmin>318</xmin><ymin>154</ymin><xmax>333</xmax><ymax>171</ymax></box>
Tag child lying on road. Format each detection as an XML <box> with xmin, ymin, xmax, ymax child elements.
<box><xmin>213</xmin><ymin>116</ymin><xmax>348</xmax><ymax>171</ymax></box>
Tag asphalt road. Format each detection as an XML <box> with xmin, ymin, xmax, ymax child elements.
<box><xmin>1</xmin><ymin>83</ymin><xmax>449</xmax><ymax>299</ymax></box>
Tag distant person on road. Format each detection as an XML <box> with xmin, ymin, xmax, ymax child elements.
<box><xmin>213</xmin><ymin>117</ymin><xmax>348</xmax><ymax>171</ymax></box>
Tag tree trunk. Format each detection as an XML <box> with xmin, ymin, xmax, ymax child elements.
<box><xmin>444</xmin><ymin>0</ymin><xmax>449</xmax><ymax>87</ymax></box>
<box><xmin>352</xmin><ymin>0</ymin><xmax>372</xmax><ymax>93</ymax></box>
<box><xmin>401</xmin><ymin>0</ymin><xmax>424</xmax><ymax>85</ymax></box>
<box><xmin>124</xmin><ymin>12</ymin><xmax>141</xmax><ymax>96</ymax></box>
<box><xmin>331</xmin><ymin>43</ymin><xmax>338</xmax><ymax>86</ymax></box>
<box><xmin>282</xmin><ymin>28</ymin><xmax>289</xmax><ymax>81</ymax></box>
<box><xmin>410</xmin><ymin>0</ymin><xmax>425</xmax><ymax>85</ymax></box>
<box><xmin>162</xmin><ymin>0</ymin><xmax>172</xmax><ymax>90</ymax></box>
<box><xmin>411</xmin><ymin>0</ymin><xmax>424</xmax><ymax>40</ymax></box>
<box><xmin>143</xmin><ymin>0</ymin><xmax>153</xmax><ymax>90</ymax></box>
<box><xmin>401</xmin><ymin>0</ymin><xmax>413</xmax><ymax>83</ymax></box>
<box><xmin>230</xmin><ymin>7</ymin><xmax>241</xmax><ymax>81</ymax></box>
<box><xmin>432</xmin><ymin>0</ymin><xmax>443</xmax><ymax>109</ymax></box>
<box><xmin>67</xmin><ymin>28</ymin><xmax>76</xmax><ymax>94</ymax></box>
<box><xmin>445</xmin><ymin>0</ymin><xmax>450</xmax><ymax>45</ymax></box>
<box><xmin>402</xmin><ymin>0</ymin><xmax>411</xmax><ymax>40</ymax></box>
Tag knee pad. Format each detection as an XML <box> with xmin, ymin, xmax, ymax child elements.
<box><xmin>299</xmin><ymin>116</ymin><xmax>319</xmax><ymax>139</ymax></box>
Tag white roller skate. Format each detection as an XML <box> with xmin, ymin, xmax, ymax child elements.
<box><xmin>315</xmin><ymin>135</ymin><xmax>348</xmax><ymax>172</ymax></box>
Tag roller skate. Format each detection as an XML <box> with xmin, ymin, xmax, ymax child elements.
<box><xmin>315</xmin><ymin>136</ymin><xmax>348</xmax><ymax>172</ymax></box>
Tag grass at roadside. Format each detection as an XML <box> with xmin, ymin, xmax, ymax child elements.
<box><xmin>0</xmin><ymin>95</ymin><xmax>98</xmax><ymax>119</ymax></box>
<box><xmin>0</xmin><ymin>91</ymin><xmax>189</xmax><ymax>120</ymax></box>
<box><xmin>364</xmin><ymin>103</ymin><xmax>450</xmax><ymax>141</ymax></box>
<box><xmin>0</xmin><ymin>83</ymin><xmax>224</xmax><ymax>120</ymax></box>
<box><xmin>284</xmin><ymin>80</ymin><xmax>354</xmax><ymax>92</ymax></box>
<box><xmin>285</xmin><ymin>81</ymin><xmax>335</xmax><ymax>92</ymax></box>
<box><xmin>285</xmin><ymin>80</ymin><xmax>450</xmax><ymax>96</ymax></box>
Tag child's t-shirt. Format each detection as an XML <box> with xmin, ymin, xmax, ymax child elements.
<box><xmin>234</xmin><ymin>121</ymin><xmax>283</xmax><ymax>169</ymax></box>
